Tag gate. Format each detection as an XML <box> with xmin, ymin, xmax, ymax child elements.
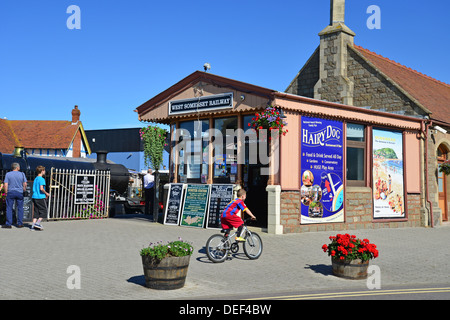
<box><xmin>48</xmin><ymin>168</ymin><xmax>111</xmax><ymax>220</ymax></box>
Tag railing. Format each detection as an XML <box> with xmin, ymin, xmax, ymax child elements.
<box><xmin>48</xmin><ymin>168</ymin><xmax>110</xmax><ymax>220</ymax></box>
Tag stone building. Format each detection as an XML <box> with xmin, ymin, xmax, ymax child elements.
<box><xmin>135</xmin><ymin>1</ymin><xmax>449</xmax><ymax>234</ymax></box>
<box><xmin>286</xmin><ymin>0</ymin><xmax>450</xmax><ymax>227</ymax></box>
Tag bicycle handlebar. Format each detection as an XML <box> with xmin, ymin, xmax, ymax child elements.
<box><xmin>244</xmin><ymin>217</ymin><xmax>257</xmax><ymax>224</ymax></box>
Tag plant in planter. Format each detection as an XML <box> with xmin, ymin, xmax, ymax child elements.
<box><xmin>140</xmin><ymin>238</ymin><xmax>194</xmax><ymax>290</ymax></box>
<box><xmin>322</xmin><ymin>233</ymin><xmax>379</xmax><ymax>279</ymax></box>
<box><xmin>249</xmin><ymin>106</ymin><xmax>288</xmax><ymax>137</ymax></box>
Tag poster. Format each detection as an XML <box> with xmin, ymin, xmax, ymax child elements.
<box><xmin>372</xmin><ymin>129</ymin><xmax>405</xmax><ymax>219</ymax></box>
<box><xmin>180</xmin><ymin>184</ymin><xmax>210</xmax><ymax>228</ymax></box>
<box><xmin>163</xmin><ymin>183</ymin><xmax>185</xmax><ymax>226</ymax></box>
<box><xmin>300</xmin><ymin>117</ymin><xmax>344</xmax><ymax>224</ymax></box>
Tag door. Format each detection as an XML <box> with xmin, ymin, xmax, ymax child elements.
<box><xmin>438</xmin><ymin>145</ymin><xmax>448</xmax><ymax>221</ymax></box>
<box><xmin>438</xmin><ymin>170</ymin><xmax>447</xmax><ymax>221</ymax></box>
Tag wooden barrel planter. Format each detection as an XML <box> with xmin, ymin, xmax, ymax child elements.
<box><xmin>142</xmin><ymin>255</ymin><xmax>191</xmax><ymax>290</ymax></box>
<box><xmin>331</xmin><ymin>258</ymin><xmax>369</xmax><ymax>280</ymax></box>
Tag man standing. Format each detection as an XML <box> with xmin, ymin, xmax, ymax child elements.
<box><xmin>3</xmin><ymin>163</ymin><xmax>27</xmax><ymax>228</ymax></box>
<box><xmin>143</xmin><ymin>169</ymin><xmax>154</xmax><ymax>217</ymax></box>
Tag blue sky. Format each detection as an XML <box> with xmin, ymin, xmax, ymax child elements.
<box><xmin>1</xmin><ymin>1</ymin><xmax>449</xmax><ymax>131</ymax></box>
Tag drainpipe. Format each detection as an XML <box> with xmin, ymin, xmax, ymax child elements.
<box><xmin>422</xmin><ymin>120</ymin><xmax>434</xmax><ymax>227</ymax></box>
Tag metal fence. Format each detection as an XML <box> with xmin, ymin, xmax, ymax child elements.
<box><xmin>48</xmin><ymin>168</ymin><xmax>111</xmax><ymax>220</ymax></box>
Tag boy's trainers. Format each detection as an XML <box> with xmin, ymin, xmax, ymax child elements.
<box><xmin>34</xmin><ymin>224</ymin><xmax>43</xmax><ymax>231</ymax></box>
<box><xmin>235</xmin><ymin>236</ymin><xmax>246</xmax><ymax>242</ymax></box>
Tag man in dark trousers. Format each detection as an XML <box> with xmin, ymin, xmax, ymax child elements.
<box><xmin>3</xmin><ymin>162</ymin><xmax>27</xmax><ymax>228</ymax></box>
<box><xmin>143</xmin><ymin>169</ymin><xmax>154</xmax><ymax>217</ymax></box>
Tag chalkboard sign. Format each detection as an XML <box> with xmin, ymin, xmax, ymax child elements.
<box><xmin>206</xmin><ymin>184</ymin><xmax>234</xmax><ymax>229</ymax></box>
<box><xmin>180</xmin><ymin>184</ymin><xmax>210</xmax><ymax>228</ymax></box>
<box><xmin>163</xmin><ymin>183</ymin><xmax>185</xmax><ymax>226</ymax></box>
<box><xmin>10</xmin><ymin>183</ymin><xmax>34</xmax><ymax>222</ymax></box>
<box><xmin>75</xmin><ymin>174</ymin><xmax>96</xmax><ymax>204</ymax></box>
<box><xmin>23</xmin><ymin>183</ymin><xmax>33</xmax><ymax>222</ymax></box>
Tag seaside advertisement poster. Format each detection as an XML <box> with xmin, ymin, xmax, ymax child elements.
<box><xmin>372</xmin><ymin>129</ymin><xmax>405</xmax><ymax>219</ymax></box>
<box><xmin>300</xmin><ymin>116</ymin><xmax>344</xmax><ymax>224</ymax></box>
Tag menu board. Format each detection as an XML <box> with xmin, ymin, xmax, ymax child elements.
<box><xmin>163</xmin><ymin>184</ymin><xmax>185</xmax><ymax>226</ymax></box>
<box><xmin>206</xmin><ymin>184</ymin><xmax>234</xmax><ymax>229</ymax></box>
<box><xmin>180</xmin><ymin>184</ymin><xmax>210</xmax><ymax>228</ymax></box>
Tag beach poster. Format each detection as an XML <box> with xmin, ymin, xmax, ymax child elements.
<box><xmin>372</xmin><ymin>129</ymin><xmax>405</xmax><ymax>219</ymax></box>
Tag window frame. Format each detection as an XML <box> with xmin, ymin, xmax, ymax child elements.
<box><xmin>346</xmin><ymin>123</ymin><xmax>367</xmax><ymax>187</ymax></box>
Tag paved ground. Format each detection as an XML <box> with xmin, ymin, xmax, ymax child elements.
<box><xmin>0</xmin><ymin>215</ymin><xmax>449</xmax><ymax>300</ymax></box>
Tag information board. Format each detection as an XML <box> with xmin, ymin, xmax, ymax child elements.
<box><xmin>75</xmin><ymin>174</ymin><xmax>96</xmax><ymax>204</ymax></box>
<box><xmin>163</xmin><ymin>183</ymin><xmax>185</xmax><ymax>226</ymax></box>
<box><xmin>206</xmin><ymin>184</ymin><xmax>234</xmax><ymax>229</ymax></box>
<box><xmin>180</xmin><ymin>184</ymin><xmax>210</xmax><ymax>228</ymax></box>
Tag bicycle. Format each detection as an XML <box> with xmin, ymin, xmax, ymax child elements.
<box><xmin>206</xmin><ymin>218</ymin><xmax>263</xmax><ymax>263</ymax></box>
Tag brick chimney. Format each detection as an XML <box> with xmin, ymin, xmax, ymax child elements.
<box><xmin>314</xmin><ymin>0</ymin><xmax>355</xmax><ymax>105</ymax></box>
<box><xmin>71</xmin><ymin>105</ymin><xmax>81</xmax><ymax>124</ymax></box>
<box><xmin>71</xmin><ymin>105</ymin><xmax>82</xmax><ymax>157</ymax></box>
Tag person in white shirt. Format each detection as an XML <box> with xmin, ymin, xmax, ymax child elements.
<box><xmin>143</xmin><ymin>169</ymin><xmax>154</xmax><ymax>216</ymax></box>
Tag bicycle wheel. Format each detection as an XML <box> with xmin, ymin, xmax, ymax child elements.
<box><xmin>206</xmin><ymin>234</ymin><xmax>229</xmax><ymax>263</ymax></box>
<box><xmin>243</xmin><ymin>232</ymin><xmax>263</xmax><ymax>260</ymax></box>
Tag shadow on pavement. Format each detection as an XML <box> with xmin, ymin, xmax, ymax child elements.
<box><xmin>304</xmin><ymin>264</ymin><xmax>333</xmax><ymax>276</ymax></box>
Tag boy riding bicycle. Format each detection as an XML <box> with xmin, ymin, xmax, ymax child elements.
<box><xmin>221</xmin><ymin>189</ymin><xmax>256</xmax><ymax>242</ymax></box>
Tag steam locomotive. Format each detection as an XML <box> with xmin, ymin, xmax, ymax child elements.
<box><xmin>0</xmin><ymin>149</ymin><xmax>169</xmax><ymax>218</ymax></box>
<box><xmin>0</xmin><ymin>149</ymin><xmax>129</xmax><ymax>195</ymax></box>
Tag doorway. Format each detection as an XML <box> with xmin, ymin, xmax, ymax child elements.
<box><xmin>244</xmin><ymin>164</ymin><xmax>268</xmax><ymax>229</ymax></box>
<box><xmin>438</xmin><ymin>145</ymin><xmax>448</xmax><ymax>221</ymax></box>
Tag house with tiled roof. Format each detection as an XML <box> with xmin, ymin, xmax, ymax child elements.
<box><xmin>286</xmin><ymin>0</ymin><xmax>450</xmax><ymax>226</ymax></box>
<box><xmin>0</xmin><ymin>106</ymin><xmax>91</xmax><ymax>158</ymax></box>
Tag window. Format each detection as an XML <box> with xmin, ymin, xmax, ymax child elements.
<box><xmin>346</xmin><ymin>123</ymin><xmax>366</xmax><ymax>186</ymax></box>
<box><xmin>213</xmin><ymin>117</ymin><xmax>238</xmax><ymax>183</ymax></box>
<box><xmin>177</xmin><ymin>120</ymin><xmax>209</xmax><ymax>183</ymax></box>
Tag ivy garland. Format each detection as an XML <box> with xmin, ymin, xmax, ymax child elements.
<box><xmin>140</xmin><ymin>125</ymin><xmax>168</xmax><ymax>170</ymax></box>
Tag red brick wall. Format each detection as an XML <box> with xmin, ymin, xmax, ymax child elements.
<box><xmin>280</xmin><ymin>189</ymin><xmax>422</xmax><ymax>233</ymax></box>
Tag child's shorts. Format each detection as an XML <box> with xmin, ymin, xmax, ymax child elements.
<box><xmin>221</xmin><ymin>215</ymin><xmax>244</xmax><ymax>230</ymax></box>
<box><xmin>32</xmin><ymin>198</ymin><xmax>47</xmax><ymax>219</ymax></box>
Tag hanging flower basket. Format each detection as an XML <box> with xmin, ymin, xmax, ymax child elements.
<box><xmin>249</xmin><ymin>106</ymin><xmax>288</xmax><ymax>137</ymax></box>
<box><xmin>139</xmin><ymin>125</ymin><xmax>168</xmax><ymax>170</ymax></box>
<box><xmin>439</xmin><ymin>161</ymin><xmax>450</xmax><ymax>176</ymax></box>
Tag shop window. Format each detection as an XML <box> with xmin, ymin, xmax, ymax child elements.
<box><xmin>346</xmin><ymin>123</ymin><xmax>366</xmax><ymax>186</ymax></box>
<box><xmin>213</xmin><ymin>117</ymin><xmax>238</xmax><ymax>183</ymax></box>
<box><xmin>177</xmin><ymin>120</ymin><xmax>209</xmax><ymax>183</ymax></box>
